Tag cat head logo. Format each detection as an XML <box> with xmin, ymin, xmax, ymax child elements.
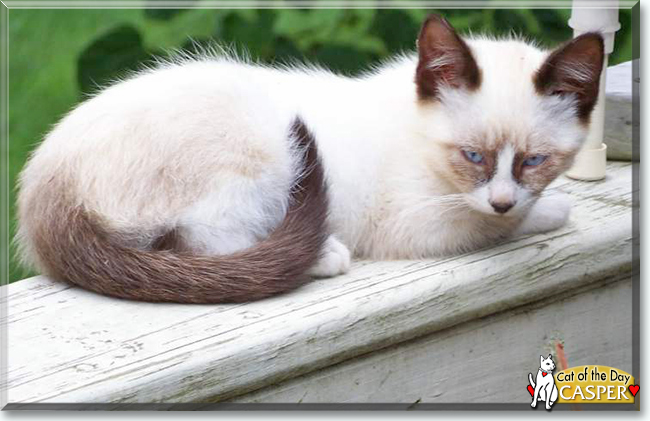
<box><xmin>528</xmin><ymin>354</ymin><xmax>558</xmax><ymax>410</ymax></box>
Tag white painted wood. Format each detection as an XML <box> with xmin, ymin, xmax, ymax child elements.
<box><xmin>566</xmin><ymin>2</ymin><xmax>620</xmax><ymax>180</ymax></box>
<box><xmin>1</xmin><ymin>163</ymin><xmax>633</xmax><ymax>405</ymax></box>
<box><xmin>236</xmin><ymin>278</ymin><xmax>632</xmax><ymax>404</ymax></box>
<box><xmin>604</xmin><ymin>61</ymin><xmax>635</xmax><ymax>160</ymax></box>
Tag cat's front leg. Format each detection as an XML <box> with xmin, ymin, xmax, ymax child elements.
<box><xmin>307</xmin><ymin>236</ymin><xmax>351</xmax><ymax>278</ymax></box>
<box><xmin>544</xmin><ymin>385</ymin><xmax>553</xmax><ymax>410</ymax></box>
<box><xmin>515</xmin><ymin>192</ymin><xmax>572</xmax><ymax>237</ymax></box>
<box><xmin>550</xmin><ymin>384</ymin><xmax>559</xmax><ymax>407</ymax></box>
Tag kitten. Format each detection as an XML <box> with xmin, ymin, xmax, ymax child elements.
<box><xmin>15</xmin><ymin>15</ymin><xmax>604</xmax><ymax>303</ymax></box>
<box><xmin>529</xmin><ymin>354</ymin><xmax>559</xmax><ymax>410</ymax></box>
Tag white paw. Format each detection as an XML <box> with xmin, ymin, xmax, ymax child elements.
<box><xmin>542</xmin><ymin>193</ymin><xmax>573</xmax><ymax>230</ymax></box>
<box><xmin>516</xmin><ymin>192</ymin><xmax>572</xmax><ymax>236</ymax></box>
<box><xmin>307</xmin><ymin>236</ymin><xmax>351</xmax><ymax>278</ymax></box>
<box><xmin>537</xmin><ymin>192</ymin><xmax>572</xmax><ymax>231</ymax></box>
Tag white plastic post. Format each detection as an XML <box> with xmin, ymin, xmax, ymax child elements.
<box><xmin>565</xmin><ymin>0</ymin><xmax>620</xmax><ymax>181</ymax></box>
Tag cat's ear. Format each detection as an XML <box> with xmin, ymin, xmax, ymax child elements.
<box><xmin>540</xmin><ymin>355</ymin><xmax>545</xmax><ymax>364</ymax></box>
<box><xmin>415</xmin><ymin>14</ymin><xmax>481</xmax><ymax>100</ymax></box>
<box><xmin>534</xmin><ymin>33</ymin><xmax>605</xmax><ymax>123</ymax></box>
<box><xmin>548</xmin><ymin>354</ymin><xmax>553</xmax><ymax>360</ymax></box>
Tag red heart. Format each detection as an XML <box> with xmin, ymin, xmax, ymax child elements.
<box><xmin>629</xmin><ymin>385</ymin><xmax>640</xmax><ymax>397</ymax></box>
<box><xmin>527</xmin><ymin>385</ymin><xmax>534</xmax><ymax>396</ymax></box>
<box><xmin>542</xmin><ymin>372</ymin><xmax>548</xmax><ymax>377</ymax></box>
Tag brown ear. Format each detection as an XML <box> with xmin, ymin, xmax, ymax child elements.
<box><xmin>534</xmin><ymin>33</ymin><xmax>605</xmax><ymax>123</ymax></box>
<box><xmin>415</xmin><ymin>14</ymin><xmax>481</xmax><ymax>100</ymax></box>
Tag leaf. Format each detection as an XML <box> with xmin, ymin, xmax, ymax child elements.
<box><xmin>513</xmin><ymin>9</ymin><xmax>541</xmax><ymax>34</ymax></box>
<box><xmin>309</xmin><ymin>45</ymin><xmax>372</xmax><ymax>75</ymax></box>
<box><xmin>272</xmin><ymin>9</ymin><xmax>314</xmax><ymax>38</ymax></box>
<box><xmin>532</xmin><ymin>9</ymin><xmax>573</xmax><ymax>47</ymax></box>
<box><xmin>273</xmin><ymin>9</ymin><xmax>346</xmax><ymax>51</ymax></box>
<box><xmin>404</xmin><ymin>9</ymin><xmax>430</xmax><ymax>26</ymax></box>
<box><xmin>370</xmin><ymin>9</ymin><xmax>419</xmax><ymax>52</ymax></box>
<box><xmin>144</xmin><ymin>9</ymin><xmax>187</xmax><ymax>21</ymax></box>
<box><xmin>143</xmin><ymin>0</ymin><xmax>198</xmax><ymax>21</ymax></box>
<box><xmin>347</xmin><ymin>9</ymin><xmax>376</xmax><ymax>33</ymax></box>
<box><xmin>215</xmin><ymin>10</ymin><xmax>277</xmax><ymax>58</ymax></box>
<box><xmin>77</xmin><ymin>25</ymin><xmax>151</xmax><ymax>94</ymax></box>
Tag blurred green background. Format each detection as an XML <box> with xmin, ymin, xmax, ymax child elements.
<box><xmin>7</xmin><ymin>7</ymin><xmax>633</xmax><ymax>283</ymax></box>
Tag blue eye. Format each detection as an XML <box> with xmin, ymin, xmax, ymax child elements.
<box><xmin>463</xmin><ymin>150</ymin><xmax>484</xmax><ymax>164</ymax></box>
<box><xmin>523</xmin><ymin>155</ymin><xmax>547</xmax><ymax>166</ymax></box>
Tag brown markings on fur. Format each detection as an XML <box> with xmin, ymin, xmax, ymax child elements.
<box><xmin>534</xmin><ymin>32</ymin><xmax>604</xmax><ymax>125</ymax></box>
<box><xmin>441</xmin><ymin>144</ymin><xmax>497</xmax><ymax>192</ymax></box>
<box><xmin>151</xmin><ymin>228</ymin><xmax>188</xmax><ymax>252</ymax></box>
<box><xmin>25</xmin><ymin>117</ymin><xmax>330</xmax><ymax>303</ymax></box>
<box><xmin>439</xmin><ymin>129</ymin><xmax>515</xmax><ymax>191</ymax></box>
<box><xmin>512</xmin><ymin>151</ymin><xmax>526</xmax><ymax>182</ymax></box>
<box><xmin>518</xmin><ymin>149</ymin><xmax>578</xmax><ymax>195</ymax></box>
<box><xmin>415</xmin><ymin>14</ymin><xmax>482</xmax><ymax>101</ymax></box>
<box><xmin>443</xmin><ymin>126</ymin><xmax>581</xmax><ymax>196</ymax></box>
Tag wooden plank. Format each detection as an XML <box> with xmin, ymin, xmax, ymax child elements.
<box><xmin>2</xmin><ymin>163</ymin><xmax>633</xmax><ymax>405</ymax></box>
<box><xmin>604</xmin><ymin>61</ymin><xmax>634</xmax><ymax>160</ymax></box>
<box><xmin>235</xmin><ymin>278</ymin><xmax>633</xmax><ymax>404</ymax></box>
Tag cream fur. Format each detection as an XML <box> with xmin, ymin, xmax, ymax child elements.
<box><xmin>17</xmin><ymin>37</ymin><xmax>590</xmax><ymax>276</ymax></box>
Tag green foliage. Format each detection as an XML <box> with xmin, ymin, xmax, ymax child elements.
<box><xmin>77</xmin><ymin>25</ymin><xmax>150</xmax><ymax>93</ymax></box>
<box><xmin>7</xmin><ymin>8</ymin><xmax>634</xmax><ymax>283</ymax></box>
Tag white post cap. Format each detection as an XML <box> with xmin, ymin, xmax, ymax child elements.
<box><xmin>569</xmin><ymin>0</ymin><xmax>621</xmax><ymax>52</ymax></box>
<box><xmin>565</xmin><ymin>0</ymin><xmax>620</xmax><ymax>181</ymax></box>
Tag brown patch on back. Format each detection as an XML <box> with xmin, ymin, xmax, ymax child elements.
<box><xmin>534</xmin><ymin>32</ymin><xmax>604</xmax><ymax>125</ymax></box>
<box><xmin>415</xmin><ymin>14</ymin><xmax>482</xmax><ymax>101</ymax></box>
<box><xmin>22</xmin><ymin>117</ymin><xmax>330</xmax><ymax>303</ymax></box>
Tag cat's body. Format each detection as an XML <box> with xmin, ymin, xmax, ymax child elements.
<box><xmin>16</xmin><ymin>16</ymin><xmax>604</xmax><ymax>303</ymax></box>
<box><xmin>529</xmin><ymin>355</ymin><xmax>559</xmax><ymax>410</ymax></box>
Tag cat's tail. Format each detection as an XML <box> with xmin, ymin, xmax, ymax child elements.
<box><xmin>529</xmin><ymin>373</ymin><xmax>535</xmax><ymax>388</ymax></box>
<box><xmin>18</xmin><ymin>118</ymin><xmax>330</xmax><ymax>303</ymax></box>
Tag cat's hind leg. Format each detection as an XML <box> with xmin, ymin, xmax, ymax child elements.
<box><xmin>531</xmin><ymin>384</ymin><xmax>543</xmax><ymax>407</ymax></box>
<box><xmin>176</xmin><ymin>173</ymin><xmax>294</xmax><ymax>256</ymax></box>
<box><xmin>307</xmin><ymin>236</ymin><xmax>351</xmax><ymax>278</ymax></box>
<box><xmin>539</xmin><ymin>387</ymin><xmax>547</xmax><ymax>402</ymax></box>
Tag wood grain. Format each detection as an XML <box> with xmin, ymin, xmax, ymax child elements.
<box><xmin>604</xmin><ymin>61</ymin><xmax>634</xmax><ymax>160</ymax></box>
<box><xmin>1</xmin><ymin>163</ymin><xmax>634</xmax><ymax>405</ymax></box>
<box><xmin>236</xmin><ymin>278</ymin><xmax>632</xmax><ymax>404</ymax></box>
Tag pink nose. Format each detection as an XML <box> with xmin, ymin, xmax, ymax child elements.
<box><xmin>490</xmin><ymin>201</ymin><xmax>515</xmax><ymax>214</ymax></box>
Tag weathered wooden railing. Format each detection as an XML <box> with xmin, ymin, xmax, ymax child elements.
<box><xmin>0</xmin><ymin>61</ymin><xmax>636</xmax><ymax>409</ymax></box>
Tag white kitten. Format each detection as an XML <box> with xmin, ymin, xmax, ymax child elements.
<box><xmin>529</xmin><ymin>354</ymin><xmax>559</xmax><ymax>410</ymax></box>
<box><xmin>15</xmin><ymin>15</ymin><xmax>604</xmax><ymax>303</ymax></box>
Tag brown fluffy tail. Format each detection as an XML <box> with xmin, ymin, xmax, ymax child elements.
<box><xmin>27</xmin><ymin>118</ymin><xmax>329</xmax><ymax>303</ymax></box>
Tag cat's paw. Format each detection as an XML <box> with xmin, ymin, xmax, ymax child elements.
<box><xmin>308</xmin><ymin>236</ymin><xmax>351</xmax><ymax>278</ymax></box>
<box><xmin>516</xmin><ymin>192</ymin><xmax>572</xmax><ymax>237</ymax></box>
<box><xmin>531</xmin><ymin>401</ymin><xmax>537</xmax><ymax>408</ymax></box>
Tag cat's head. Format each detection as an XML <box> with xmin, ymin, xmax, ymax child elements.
<box><xmin>416</xmin><ymin>14</ymin><xmax>604</xmax><ymax>217</ymax></box>
<box><xmin>540</xmin><ymin>354</ymin><xmax>556</xmax><ymax>372</ymax></box>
